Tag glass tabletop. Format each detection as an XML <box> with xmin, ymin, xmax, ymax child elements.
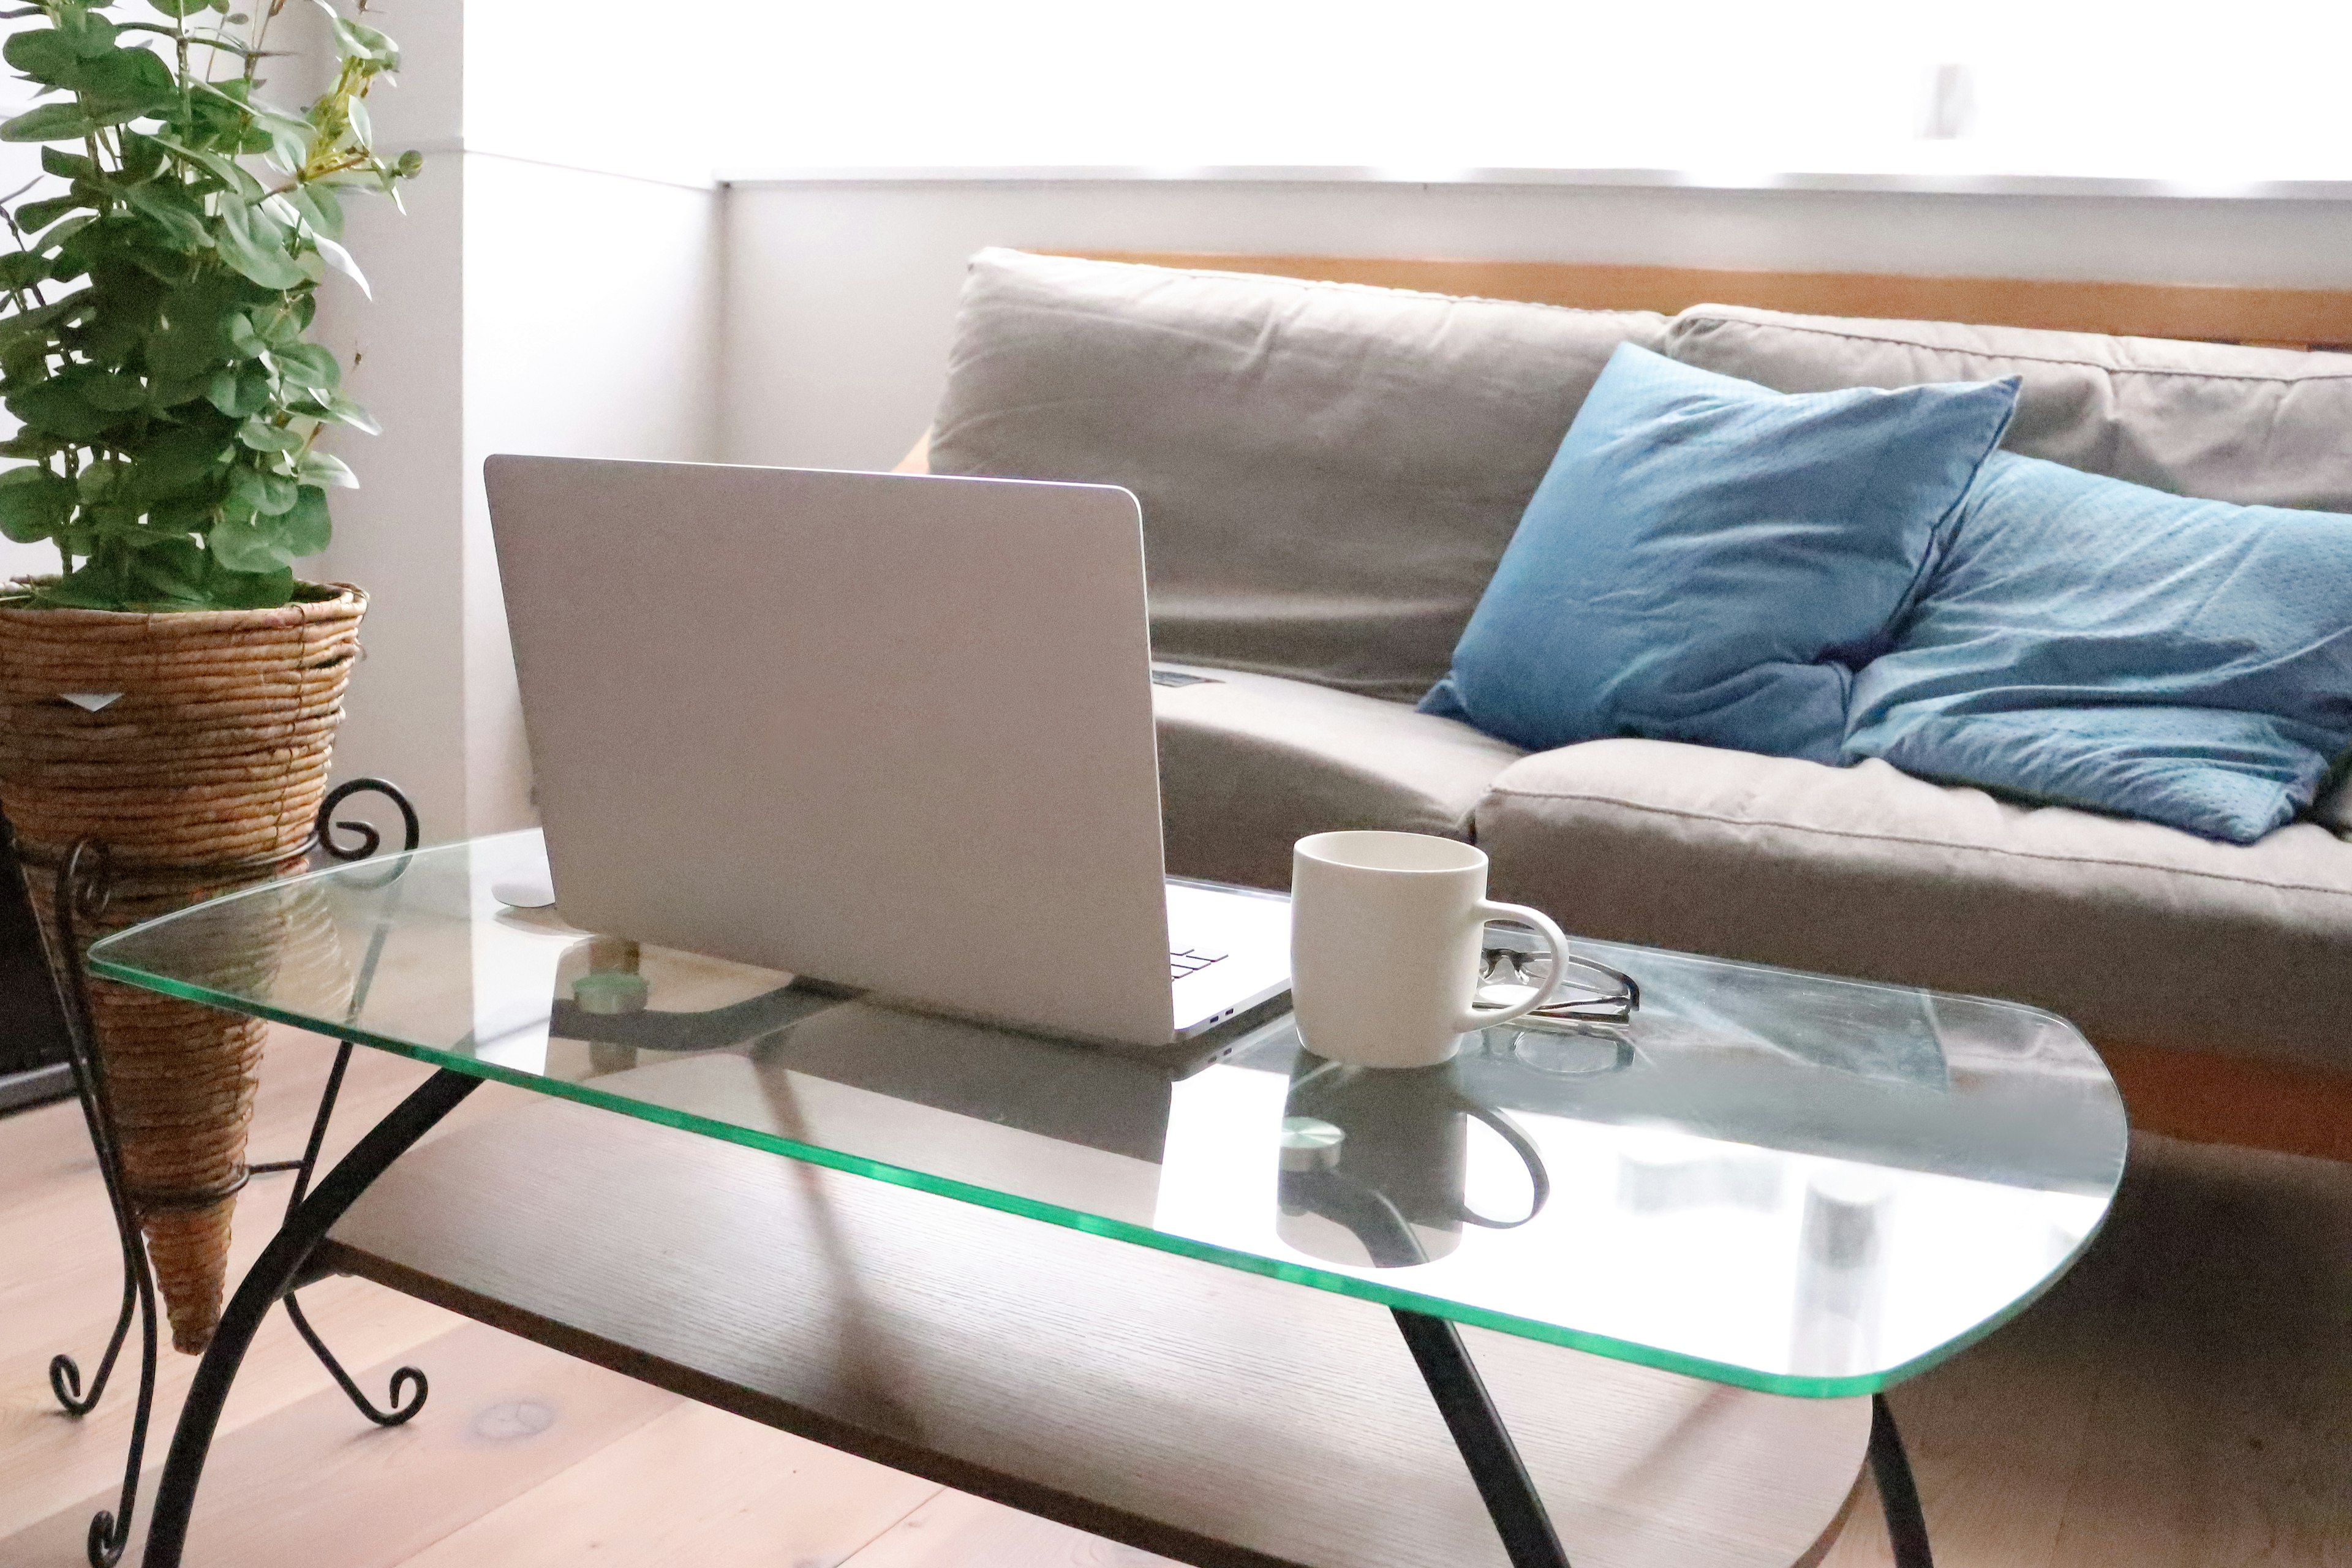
<box><xmin>88</xmin><ymin>829</ymin><xmax>2127</xmax><ymax>1398</ymax></box>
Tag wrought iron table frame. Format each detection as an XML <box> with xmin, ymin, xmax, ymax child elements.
<box><xmin>39</xmin><ymin>803</ymin><xmax>1939</xmax><ymax>1568</ymax></box>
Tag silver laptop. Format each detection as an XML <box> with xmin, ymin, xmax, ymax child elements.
<box><xmin>483</xmin><ymin>456</ymin><xmax>1292</xmax><ymax>1049</ymax></box>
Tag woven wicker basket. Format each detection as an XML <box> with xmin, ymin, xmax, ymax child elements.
<box><xmin>0</xmin><ymin>581</ymin><xmax>366</xmax><ymax>1354</ymax></box>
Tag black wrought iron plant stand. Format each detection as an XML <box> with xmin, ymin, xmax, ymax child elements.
<box><xmin>23</xmin><ymin>779</ymin><xmax>424</xmax><ymax>1568</ymax></box>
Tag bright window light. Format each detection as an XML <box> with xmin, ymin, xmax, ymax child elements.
<box><xmin>464</xmin><ymin>0</ymin><xmax>2352</xmax><ymax>186</ymax></box>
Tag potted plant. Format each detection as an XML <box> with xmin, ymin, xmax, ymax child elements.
<box><xmin>0</xmin><ymin>0</ymin><xmax>417</xmax><ymax>1353</ymax></box>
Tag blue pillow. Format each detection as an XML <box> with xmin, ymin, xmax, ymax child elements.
<box><xmin>1845</xmin><ymin>451</ymin><xmax>2352</xmax><ymax>843</ymax></box>
<box><xmin>1420</xmin><ymin>345</ymin><xmax>2018</xmax><ymax>762</ymax></box>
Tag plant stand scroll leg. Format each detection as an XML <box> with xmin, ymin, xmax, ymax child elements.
<box><xmin>1870</xmin><ymin>1392</ymin><xmax>1934</xmax><ymax>1568</ymax></box>
<box><xmin>141</xmin><ymin>1066</ymin><xmax>480</xmax><ymax>1568</ymax></box>
<box><xmin>31</xmin><ymin>838</ymin><xmax>165</xmax><ymax>1567</ymax></box>
<box><xmin>1393</xmin><ymin>1308</ymin><xmax>1574</xmax><ymax>1568</ymax></box>
<box><xmin>276</xmin><ymin>1038</ymin><xmax>430</xmax><ymax>1424</ymax></box>
<box><xmin>18</xmin><ymin>778</ymin><xmax>426</xmax><ymax>1566</ymax></box>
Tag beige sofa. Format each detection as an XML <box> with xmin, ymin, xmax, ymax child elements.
<box><xmin>917</xmin><ymin>247</ymin><xmax>2352</xmax><ymax>1095</ymax></box>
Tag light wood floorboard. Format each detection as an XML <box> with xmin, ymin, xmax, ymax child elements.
<box><xmin>6</xmin><ymin>1028</ymin><xmax>2352</xmax><ymax>1566</ymax></box>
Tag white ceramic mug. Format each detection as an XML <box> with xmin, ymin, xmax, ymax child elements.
<box><xmin>1289</xmin><ymin>831</ymin><xmax>1571</xmax><ymax>1068</ymax></box>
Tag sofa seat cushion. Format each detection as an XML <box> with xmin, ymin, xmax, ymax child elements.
<box><xmin>1664</xmin><ymin>304</ymin><xmax>2352</xmax><ymax>513</ymax></box>
<box><xmin>1155</xmin><ymin>665</ymin><xmax>1523</xmax><ymax>891</ymax></box>
<box><xmin>929</xmin><ymin>249</ymin><xmax>1668</xmax><ymax>701</ymax></box>
<box><xmin>1474</xmin><ymin>739</ymin><xmax>2352</xmax><ymax>1070</ymax></box>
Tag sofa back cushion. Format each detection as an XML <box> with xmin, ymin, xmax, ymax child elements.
<box><xmin>1664</xmin><ymin>304</ymin><xmax>2352</xmax><ymax>513</ymax></box>
<box><xmin>927</xmin><ymin>249</ymin><xmax>1668</xmax><ymax>701</ymax></box>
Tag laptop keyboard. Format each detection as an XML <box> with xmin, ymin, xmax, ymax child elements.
<box><xmin>1170</xmin><ymin>946</ymin><xmax>1228</xmax><ymax>980</ymax></box>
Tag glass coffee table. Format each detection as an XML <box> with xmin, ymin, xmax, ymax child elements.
<box><xmin>87</xmin><ymin>829</ymin><xmax>2128</xmax><ymax>1568</ymax></box>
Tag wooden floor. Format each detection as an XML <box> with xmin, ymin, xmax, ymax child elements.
<box><xmin>4</xmin><ymin>1030</ymin><xmax>2350</xmax><ymax>1567</ymax></box>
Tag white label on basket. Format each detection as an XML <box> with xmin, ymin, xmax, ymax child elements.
<box><xmin>59</xmin><ymin>692</ymin><xmax>122</xmax><ymax>712</ymax></box>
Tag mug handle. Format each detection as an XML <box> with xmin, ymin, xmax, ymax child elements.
<box><xmin>1450</xmin><ymin>900</ymin><xmax>1572</xmax><ymax>1034</ymax></box>
<box><xmin>1458</xmin><ymin>1103</ymin><xmax>1551</xmax><ymax>1229</ymax></box>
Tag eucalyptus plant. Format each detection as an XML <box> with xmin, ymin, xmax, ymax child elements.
<box><xmin>0</xmin><ymin>0</ymin><xmax>417</xmax><ymax>610</ymax></box>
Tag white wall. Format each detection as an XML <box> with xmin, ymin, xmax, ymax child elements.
<box><xmin>458</xmin><ymin>155</ymin><xmax>723</xmax><ymax>832</ymax></box>
<box><xmin>311</xmin><ymin>0</ymin><xmax>722</xmax><ymax>842</ymax></box>
<box><xmin>720</xmin><ymin>175</ymin><xmax>2352</xmax><ymax>473</ymax></box>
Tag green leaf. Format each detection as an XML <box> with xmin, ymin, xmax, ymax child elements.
<box><xmin>0</xmin><ymin>289</ymin><xmax>91</xmax><ymax>347</ymax></box>
<box><xmin>4</xmin><ymin>28</ymin><xmax>82</xmax><ymax>88</ymax></box>
<box><xmin>200</xmin><ymin>557</ymin><xmax>294</xmax><ymax>608</ymax></box>
<box><xmin>255</xmin><ymin>304</ymin><xmax>304</xmax><ymax>351</ymax></box>
<box><xmin>236</xmin><ymin>416</ymin><xmax>300</xmax><ymax>454</ymax></box>
<box><xmin>79</xmin><ymin>369</ymin><xmax>149</xmax><ymax>411</ymax></box>
<box><xmin>0</xmin><ymin>430</ymin><xmax>66</xmax><ymax>459</ymax></box>
<box><xmin>146</xmin><ymin>492</ymin><xmax>213</xmax><ymax>532</ymax></box>
<box><xmin>36</xmin><ymin>214</ymin><xmax>94</xmax><ymax>262</ymax></box>
<box><xmin>227</xmin><ymin>461</ymin><xmax>297</xmax><ymax>515</ymax></box>
<box><xmin>75</xmin><ymin>252</ymin><xmax>168</xmax><ymax>361</ymax></box>
<box><xmin>315</xmin><ymin>393</ymin><xmax>377</xmax><ymax>434</ymax></box>
<box><xmin>273</xmin><ymin>340</ymin><xmax>337</xmax><ymax>393</ymax></box>
<box><xmin>296</xmin><ymin>450</ymin><xmax>355</xmax><ymax>490</ymax></box>
<box><xmin>0</xmin><ymin>342</ymin><xmax>50</xmax><ymax>388</ymax></box>
<box><xmin>316</xmin><ymin>2</ymin><xmax>400</xmax><ymax>67</ymax></box>
<box><xmin>8</xmin><ymin>375</ymin><xmax>116</xmax><ymax>439</ymax></box>
<box><xmin>126</xmin><ymin>532</ymin><xmax>208</xmax><ymax>605</ymax></box>
<box><xmin>313</xmin><ymin>233</ymin><xmax>367</xmax><ymax>296</ymax></box>
<box><xmin>58</xmin><ymin>10</ymin><xmax>124</xmax><ymax>61</ymax></box>
<box><xmin>206</xmin><ymin>360</ymin><xmax>271</xmax><ymax>418</ymax></box>
<box><xmin>213</xmin><ymin>198</ymin><xmax>304</xmax><ymax>289</ymax></box>
<box><xmin>40</xmin><ymin>146</ymin><xmax>97</xmax><ymax>181</ymax></box>
<box><xmin>279</xmin><ymin>481</ymin><xmax>329</xmax><ymax>554</ymax></box>
<box><xmin>130</xmin><ymin>422</ymin><xmax>236</xmax><ymax>496</ymax></box>
<box><xmin>149</xmin><ymin>134</ymin><xmax>264</xmax><ymax>201</ymax></box>
<box><xmin>73</xmin><ymin>46</ymin><xmax>179</xmax><ymax>118</ymax></box>
<box><xmin>15</xmin><ymin>191</ymin><xmax>86</xmax><ymax>232</ymax></box>
<box><xmin>281</xmin><ymin>182</ymin><xmax>342</xmax><ymax>240</ymax></box>
<box><xmin>118</xmin><ymin>179</ymin><xmax>211</xmax><ymax>251</ymax></box>
<box><xmin>74</xmin><ymin>458</ymin><xmax>119</xmax><ymax>501</ymax></box>
<box><xmin>224</xmin><ymin>309</ymin><xmax>266</xmax><ymax>358</ymax></box>
<box><xmin>0</xmin><ymin>465</ymin><xmax>77</xmax><ymax>543</ymax></box>
<box><xmin>206</xmin><ymin>508</ymin><xmax>290</xmax><ymax>569</ymax></box>
<box><xmin>144</xmin><ymin>270</ymin><xmax>244</xmax><ymax>381</ymax></box>
<box><xmin>0</xmin><ymin>250</ymin><xmax>53</xmax><ymax>290</ymax></box>
<box><xmin>254</xmin><ymin>108</ymin><xmax>309</xmax><ymax>174</ymax></box>
<box><xmin>36</xmin><ymin>560</ymin><xmax>135</xmax><ymax>608</ymax></box>
<box><xmin>1</xmin><ymin>103</ymin><xmax>103</xmax><ymax>143</ymax></box>
<box><xmin>176</xmin><ymin>81</ymin><xmax>258</xmax><ymax>149</ymax></box>
<box><xmin>148</xmin><ymin>0</ymin><xmax>216</xmax><ymax>17</ymax></box>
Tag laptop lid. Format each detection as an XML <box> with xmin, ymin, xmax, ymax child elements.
<box><xmin>485</xmin><ymin>457</ymin><xmax>1178</xmax><ymax>1047</ymax></box>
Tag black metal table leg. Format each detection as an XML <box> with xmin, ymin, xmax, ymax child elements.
<box><xmin>1870</xmin><ymin>1392</ymin><xmax>1934</xmax><ymax>1568</ymax></box>
<box><xmin>1395</xmin><ymin>1308</ymin><xmax>1572</xmax><ymax>1568</ymax></box>
<box><xmin>1281</xmin><ymin>1148</ymin><xmax>1571</xmax><ymax>1568</ymax></box>
<box><xmin>141</xmin><ymin>1067</ymin><xmax>480</xmax><ymax>1568</ymax></box>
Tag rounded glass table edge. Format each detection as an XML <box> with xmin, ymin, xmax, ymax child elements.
<box><xmin>69</xmin><ymin>959</ymin><xmax>2107</xmax><ymax>1401</ymax></box>
<box><xmin>83</xmin><ymin>834</ymin><xmax>2129</xmax><ymax>1401</ymax></box>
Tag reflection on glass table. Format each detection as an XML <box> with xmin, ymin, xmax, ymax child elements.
<box><xmin>90</xmin><ymin>827</ymin><xmax>2127</xmax><ymax>1398</ymax></box>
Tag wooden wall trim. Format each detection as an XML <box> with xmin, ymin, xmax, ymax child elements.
<box><xmin>1066</xmin><ymin>251</ymin><xmax>2352</xmax><ymax>349</ymax></box>
<box><xmin>2098</xmin><ymin>1042</ymin><xmax>2352</xmax><ymax>1164</ymax></box>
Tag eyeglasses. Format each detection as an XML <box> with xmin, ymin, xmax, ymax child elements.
<box><xmin>1479</xmin><ymin>944</ymin><xmax>1642</xmax><ymax>1027</ymax></box>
